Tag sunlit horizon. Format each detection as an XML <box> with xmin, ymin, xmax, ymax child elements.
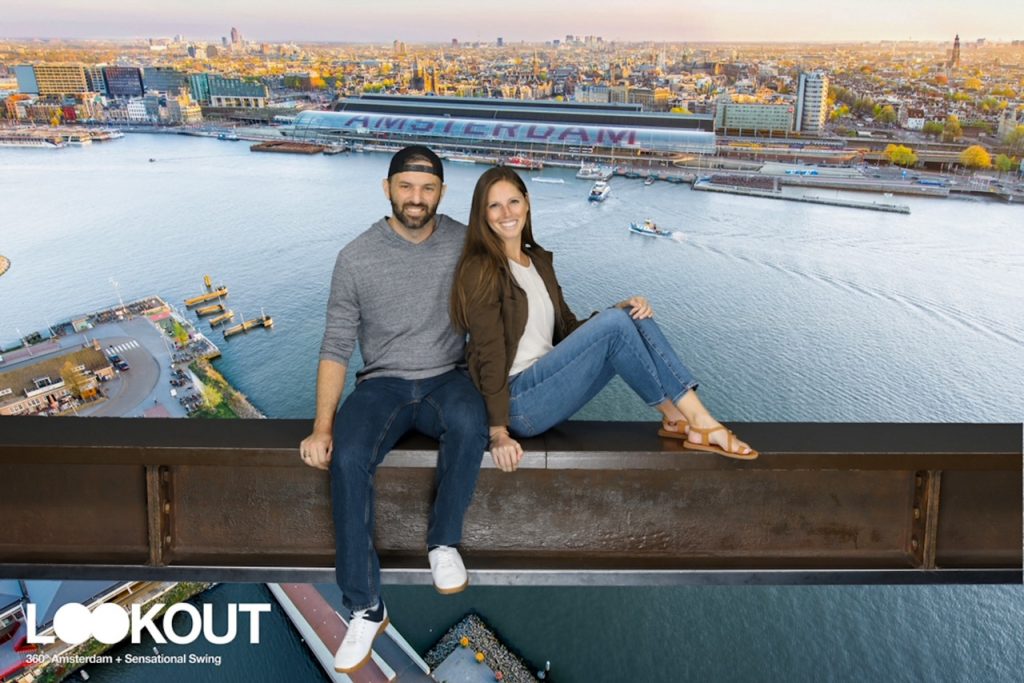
<box><xmin>2</xmin><ymin>0</ymin><xmax>1021</xmax><ymax>44</ymax></box>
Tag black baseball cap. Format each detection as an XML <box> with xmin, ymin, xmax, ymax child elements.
<box><xmin>387</xmin><ymin>145</ymin><xmax>444</xmax><ymax>181</ymax></box>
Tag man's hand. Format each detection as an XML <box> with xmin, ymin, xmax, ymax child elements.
<box><xmin>300</xmin><ymin>431</ymin><xmax>333</xmax><ymax>470</ymax></box>
<box><xmin>489</xmin><ymin>427</ymin><xmax>523</xmax><ymax>473</ymax></box>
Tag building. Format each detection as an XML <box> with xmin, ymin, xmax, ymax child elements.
<box><xmin>126</xmin><ymin>98</ymin><xmax>152</xmax><ymax>122</ymax></box>
<box><xmin>143</xmin><ymin>67</ymin><xmax>187</xmax><ymax>95</ymax></box>
<box><xmin>715</xmin><ymin>101</ymin><xmax>795</xmax><ymax>134</ymax></box>
<box><xmin>103</xmin><ymin>66</ymin><xmax>144</xmax><ymax>98</ymax></box>
<box><xmin>0</xmin><ymin>346</ymin><xmax>113</xmax><ymax>417</ymax></box>
<box><xmin>32</xmin><ymin>64</ymin><xmax>88</xmax><ymax>96</ymax></box>
<box><xmin>292</xmin><ymin>95</ymin><xmax>715</xmax><ymax>157</ymax></box>
<box><xmin>166</xmin><ymin>94</ymin><xmax>203</xmax><ymax>124</ymax></box>
<box><xmin>189</xmin><ymin>73</ymin><xmax>211</xmax><ymax>104</ymax></box>
<box><xmin>13</xmin><ymin>65</ymin><xmax>38</xmax><ymax>94</ymax></box>
<box><xmin>84</xmin><ymin>65</ymin><xmax>108</xmax><ymax>95</ymax></box>
<box><xmin>208</xmin><ymin>76</ymin><xmax>269</xmax><ymax>107</ymax></box>
<box><xmin>795</xmin><ymin>71</ymin><xmax>829</xmax><ymax>135</ymax></box>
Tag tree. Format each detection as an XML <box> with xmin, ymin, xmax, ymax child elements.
<box><xmin>171</xmin><ymin>318</ymin><xmax>189</xmax><ymax>345</ymax></box>
<box><xmin>884</xmin><ymin>144</ymin><xmax>918</xmax><ymax>167</ymax></box>
<box><xmin>877</xmin><ymin>105</ymin><xmax>897</xmax><ymax>125</ymax></box>
<box><xmin>60</xmin><ymin>360</ymin><xmax>90</xmax><ymax>400</ymax></box>
<box><xmin>830</xmin><ymin>104</ymin><xmax>850</xmax><ymax>121</ymax></box>
<box><xmin>1004</xmin><ymin>125</ymin><xmax>1024</xmax><ymax>153</ymax></box>
<box><xmin>201</xmin><ymin>383</ymin><xmax>224</xmax><ymax>410</ymax></box>
<box><xmin>959</xmin><ymin>145</ymin><xmax>992</xmax><ymax>169</ymax></box>
<box><xmin>922</xmin><ymin>120</ymin><xmax>944</xmax><ymax>138</ymax></box>
<box><xmin>942</xmin><ymin>115</ymin><xmax>963</xmax><ymax>142</ymax></box>
<box><xmin>994</xmin><ymin>154</ymin><xmax>1015</xmax><ymax>173</ymax></box>
<box><xmin>669</xmin><ymin>106</ymin><xmax>691</xmax><ymax>114</ymax></box>
<box><xmin>964</xmin><ymin>77</ymin><xmax>983</xmax><ymax>91</ymax></box>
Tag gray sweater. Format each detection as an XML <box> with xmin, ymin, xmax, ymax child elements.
<box><xmin>319</xmin><ymin>214</ymin><xmax>467</xmax><ymax>382</ymax></box>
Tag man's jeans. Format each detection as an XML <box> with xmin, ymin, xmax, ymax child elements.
<box><xmin>508</xmin><ymin>307</ymin><xmax>699</xmax><ymax>437</ymax></box>
<box><xmin>331</xmin><ymin>368</ymin><xmax>487</xmax><ymax>611</ymax></box>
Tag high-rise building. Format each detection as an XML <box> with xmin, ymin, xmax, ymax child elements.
<box><xmin>497</xmin><ymin>37</ymin><xmax>504</xmax><ymax>47</ymax></box>
<box><xmin>13</xmin><ymin>65</ymin><xmax>38</xmax><ymax>94</ymax></box>
<box><xmin>84</xmin><ymin>66</ymin><xmax>108</xmax><ymax>95</ymax></box>
<box><xmin>103</xmin><ymin>66</ymin><xmax>144</xmax><ymax>97</ymax></box>
<box><xmin>948</xmin><ymin>34</ymin><xmax>961</xmax><ymax>69</ymax></box>
<box><xmin>208</xmin><ymin>76</ymin><xmax>268</xmax><ymax>108</ymax></box>
<box><xmin>230</xmin><ymin>27</ymin><xmax>241</xmax><ymax>45</ymax></box>
<box><xmin>143</xmin><ymin>67</ymin><xmax>187</xmax><ymax>95</ymax></box>
<box><xmin>794</xmin><ymin>71</ymin><xmax>828</xmax><ymax>135</ymax></box>
<box><xmin>33</xmin><ymin>64</ymin><xmax>88</xmax><ymax>96</ymax></box>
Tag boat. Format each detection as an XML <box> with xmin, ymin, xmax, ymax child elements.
<box><xmin>577</xmin><ymin>163</ymin><xmax>613</xmax><ymax>181</ymax></box>
<box><xmin>184</xmin><ymin>287</ymin><xmax>228</xmax><ymax>307</ymax></box>
<box><xmin>0</xmin><ymin>133</ymin><xmax>65</xmax><ymax>149</ymax></box>
<box><xmin>531</xmin><ymin>177</ymin><xmax>565</xmax><ymax>184</ymax></box>
<box><xmin>644</xmin><ymin>176</ymin><xmax>656</xmax><ymax>186</ymax></box>
<box><xmin>446</xmin><ymin>154</ymin><xmax>478</xmax><ymax>164</ymax></box>
<box><xmin>504</xmin><ymin>155</ymin><xmax>543</xmax><ymax>170</ymax></box>
<box><xmin>629</xmin><ymin>219</ymin><xmax>674</xmax><ymax>238</ymax></box>
<box><xmin>217</xmin><ymin>132</ymin><xmax>240</xmax><ymax>141</ymax></box>
<box><xmin>195</xmin><ymin>303</ymin><xmax>226</xmax><ymax>317</ymax></box>
<box><xmin>588</xmin><ymin>181</ymin><xmax>611</xmax><ymax>202</ymax></box>
<box><xmin>209</xmin><ymin>310</ymin><xmax>235</xmax><ymax>327</ymax></box>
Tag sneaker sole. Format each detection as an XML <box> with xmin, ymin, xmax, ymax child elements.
<box><xmin>334</xmin><ymin>616</ymin><xmax>390</xmax><ymax>673</ymax></box>
<box><xmin>434</xmin><ymin>579</ymin><xmax>469</xmax><ymax>595</ymax></box>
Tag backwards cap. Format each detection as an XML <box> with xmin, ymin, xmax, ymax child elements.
<box><xmin>387</xmin><ymin>145</ymin><xmax>444</xmax><ymax>181</ymax></box>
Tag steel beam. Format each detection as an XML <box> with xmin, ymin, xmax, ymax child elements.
<box><xmin>1</xmin><ymin>418</ymin><xmax>1020</xmax><ymax>585</ymax></box>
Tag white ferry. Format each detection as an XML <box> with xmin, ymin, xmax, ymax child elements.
<box><xmin>588</xmin><ymin>181</ymin><xmax>611</xmax><ymax>202</ymax></box>
<box><xmin>577</xmin><ymin>162</ymin><xmax>613</xmax><ymax>181</ymax></box>
<box><xmin>0</xmin><ymin>133</ymin><xmax>65</xmax><ymax>149</ymax></box>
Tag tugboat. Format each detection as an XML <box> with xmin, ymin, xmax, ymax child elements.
<box><xmin>588</xmin><ymin>181</ymin><xmax>611</xmax><ymax>202</ymax></box>
<box><xmin>629</xmin><ymin>219</ymin><xmax>674</xmax><ymax>238</ymax></box>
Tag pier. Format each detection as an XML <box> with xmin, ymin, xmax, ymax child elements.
<box><xmin>693</xmin><ymin>180</ymin><xmax>911</xmax><ymax>214</ymax></box>
<box><xmin>184</xmin><ymin>287</ymin><xmax>228</xmax><ymax>307</ymax></box>
<box><xmin>222</xmin><ymin>312</ymin><xmax>273</xmax><ymax>338</ymax></box>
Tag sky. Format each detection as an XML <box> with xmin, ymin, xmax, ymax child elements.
<box><xmin>1</xmin><ymin>0</ymin><xmax>1021</xmax><ymax>43</ymax></box>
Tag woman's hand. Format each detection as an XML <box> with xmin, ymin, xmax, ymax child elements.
<box><xmin>617</xmin><ymin>296</ymin><xmax>653</xmax><ymax>319</ymax></box>
<box><xmin>489</xmin><ymin>427</ymin><xmax>524</xmax><ymax>472</ymax></box>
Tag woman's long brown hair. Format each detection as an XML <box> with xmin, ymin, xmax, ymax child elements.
<box><xmin>450</xmin><ymin>166</ymin><xmax>541</xmax><ymax>331</ymax></box>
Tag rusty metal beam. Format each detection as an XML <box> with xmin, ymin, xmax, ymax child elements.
<box><xmin>0</xmin><ymin>418</ymin><xmax>1020</xmax><ymax>585</ymax></box>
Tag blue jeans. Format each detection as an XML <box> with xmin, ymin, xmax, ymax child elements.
<box><xmin>508</xmin><ymin>307</ymin><xmax>699</xmax><ymax>437</ymax></box>
<box><xmin>330</xmin><ymin>368</ymin><xmax>487</xmax><ymax>611</ymax></box>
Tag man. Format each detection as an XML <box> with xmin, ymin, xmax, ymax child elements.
<box><xmin>299</xmin><ymin>145</ymin><xmax>487</xmax><ymax>673</ymax></box>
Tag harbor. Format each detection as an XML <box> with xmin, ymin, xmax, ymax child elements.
<box><xmin>2</xmin><ymin>132</ymin><xmax>1022</xmax><ymax>682</ymax></box>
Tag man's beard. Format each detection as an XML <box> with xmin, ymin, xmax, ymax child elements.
<box><xmin>391</xmin><ymin>198</ymin><xmax>438</xmax><ymax>230</ymax></box>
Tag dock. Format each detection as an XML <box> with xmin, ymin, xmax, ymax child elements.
<box><xmin>692</xmin><ymin>180</ymin><xmax>910</xmax><ymax>214</ymax></box>
<box><xmin>223</xmin><ymin>313</ymin><xmax>272</xmax><ymax>338</ymax></box>
<box><xmin>250</xmin><ymin>141</ymin><xmax>325</xmax><ymax>155</ymax></box>
<box><xmin>208</xmin><ymin>310</ymin><xmax>235</xmax><ymax>327</ymax></box>
<box><xmin>184</xmin><ymin>287</ymin><xmax>228</xmax><ymax>307</ymax></box>
<box><xmin>195</xmin><ymin>303</ymin><xmax>226</xmax><ymax>317</ymax></box>
<box><xmin>267</xmin><ymin>583</ymin><xmax>432</xmax><ymax>682</ymax></box>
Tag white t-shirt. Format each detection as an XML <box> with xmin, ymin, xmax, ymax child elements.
<box><xmin>508</xmin><ymin>258</ymin><xmax>555</xmax><ymax>376</ymax></box>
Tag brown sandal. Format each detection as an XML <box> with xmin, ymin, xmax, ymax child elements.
<box><xmin>683</xmin><ymin>425</ymin><xmax>758</xmax><ymax>460</ymax></box>
<box><xmin>657</xmin><ymin>418</ymin><xmax>690</xmax><ymax>440</ymax></box>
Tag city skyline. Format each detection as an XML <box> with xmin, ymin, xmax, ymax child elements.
<box><xmin>2</xmin><ymin>0</ymin><xmax>1022</xmax><ymax>43</ymax></box>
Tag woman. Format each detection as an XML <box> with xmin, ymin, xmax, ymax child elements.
<box><xmin>451</xmin><ymin>167</ymin><xmax>756</xmax><ymax>471</ymax></box>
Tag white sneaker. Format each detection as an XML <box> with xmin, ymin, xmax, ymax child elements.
<box><xmin>334</xmin><ymin>602</ymin><xmax>388</xmax><ymax>673</ymax></box>
<box><xmin>429</xmin><ymin>546</ymin><xmax>469</xmax><ymax>594</ymax></box>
